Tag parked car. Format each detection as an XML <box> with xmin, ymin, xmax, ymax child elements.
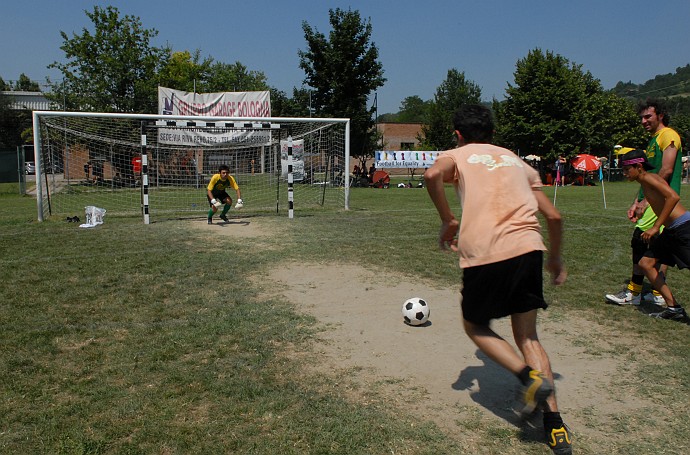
<box><xmin>25</xmin><ymin>161</ymin><xmax>35</xmax><ymax>175</ymax></box>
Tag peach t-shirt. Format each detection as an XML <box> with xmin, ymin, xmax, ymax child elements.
<box><xmin>439</xmin><ymin>143</ymin><xmax>546</xmax><ymax>268</ymax></box>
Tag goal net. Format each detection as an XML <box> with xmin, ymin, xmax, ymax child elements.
<box><xmin>32</xmin><ymin>111</ymin><xmax>350</xmax><ymax>223</ymax></box>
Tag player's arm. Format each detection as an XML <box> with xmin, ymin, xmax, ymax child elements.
<box><xmin>424</xmin><ymin>157</ymin><xmax>459</xmax><ymax>251</ymax></box>
<box><xmin>534</xmin><ymin>190</ymin><xmax>567</xmax><ymax>285</ymax></box>
<box><xmin>658</xmin><ymin>142</ymin><xmax>678</xmax><ymax>183</ymax></box>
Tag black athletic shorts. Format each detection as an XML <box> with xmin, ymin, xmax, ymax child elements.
<box><xmin>208</xmin><ymin>190</ymin><xmax>231</xmax><ymax>206</ymax></box>
<box><xmin>461</xmin><ymin>250</ymin><xmax>547</xmax><ymax>325</ymax></box>
<box><xmin>643</xmin><ymin>220</ymin><xmax>690</xmax><ymax>269</ymax></box>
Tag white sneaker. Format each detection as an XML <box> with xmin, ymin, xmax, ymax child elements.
<box><xmin>605</xmin><ymin>289</ymin><xmax>641</xmax><ymax>305</ymax></box>
<box><xmin>642</xmin><ymin>293</ymin><xmax>666</xmax><ymax>307</ymax></box>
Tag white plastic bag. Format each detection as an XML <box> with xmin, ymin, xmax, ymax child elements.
<box><xmin>80</xmin><ymin>206</ymin><xmax>106</xmax><ymax>228</ymax></box>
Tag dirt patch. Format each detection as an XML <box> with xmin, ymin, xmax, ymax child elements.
<box><xmin>190</xmin><ymin>216</ymin><xmax>266</xmax><ymax>238</ymax></box>
<box><xmin>190</xmin><ymin>218</ymin><xmax>661</xmax><ymax>449</ymax></box>
<box><xmin>263</xmin><ymin>262</ymin><xmax>656</xmax><ymax>442</ymax></box>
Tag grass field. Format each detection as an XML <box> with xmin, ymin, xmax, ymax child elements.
<box><xmin>1</xmin><ymin>180</ymin><xmax>689</xmax><ymax>454</ymax></box>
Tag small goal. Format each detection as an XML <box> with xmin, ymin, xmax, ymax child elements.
<box><xmin>32</xmin><ymin>111</ymin><xmax>350</xmax><ymax>223</ymax></box>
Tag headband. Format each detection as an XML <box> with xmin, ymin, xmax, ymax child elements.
<box><xmin>621</xmin><ymin>157</ymin><xmax>646</xmax><ymax>166</ymax></box>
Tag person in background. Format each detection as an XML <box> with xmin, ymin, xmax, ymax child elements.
<box><xmin>605</xmin><ymin>98</ymin><xmax>682</xmax><ymax>306</ymax></box>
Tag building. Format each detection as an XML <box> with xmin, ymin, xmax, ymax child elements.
<box><xmin>376</xmin><ymin>122</ymin><xmax>423</xmax><ymax>151</ymax></box>
<box><xmin>1</xmin><ymin>91</ymin><xmax>57</xmax><ymax>111</ymax></box>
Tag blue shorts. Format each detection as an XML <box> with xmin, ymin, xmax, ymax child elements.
<box><xmin>461</xmin><ymin>250</ymin><xmax>547</xmax><ymax>325</ymax></box>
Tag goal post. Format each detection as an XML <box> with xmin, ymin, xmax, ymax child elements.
<box><xmin>32</xmin><ymin>111</ymin><xmax>350</xmax><ymax>223</ymax></box>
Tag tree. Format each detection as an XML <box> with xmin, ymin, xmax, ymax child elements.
<box><xmin>205</xmin><ymin>61</ymin><xmax>269</xmax><ymax>93</ymax></box>
<box><xmin>494</xmin><ymin>49</ymin><xmax>644</xmax><ymax>160</ymax></box>
<box><xmin>14</xmin><ymin>74</ymin><xmax>40</xmax><ymax>91</ymax></box>
<box><xmin>299</xmin><ymin>8</ymin><xmax>386</xmax><ymax>158</ymax></box>
<box><xmin>157</xmin><ymin>50</ymin><xmax>213</xmax><ymax>93</ymax></box>
<box><xmin>397</xmin><ymin>96</ymin><xmax>431</xmax><ymax>123</ymax></box>
<box><xmin>270</xmin><ymin>87</ymin><xmax>312</xmax><ymax>118</ymax></box>
<box><xmin>420</xmin><ymin>69</ymin><xmax>482</xmax><ymax>150</ymax></box>
<box><xmin>48</xmin><ymin>5</ymin><xmax>166</xmax><ymax>113</ymax></box>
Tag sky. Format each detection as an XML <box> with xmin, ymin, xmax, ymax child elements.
<box><xmin>2</xmin><ymin>0</ymin><xmax>690</xmax><ymax>115</ymax></box>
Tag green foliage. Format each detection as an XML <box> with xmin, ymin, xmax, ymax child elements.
<box><xmin>378</xmin><ymin>95</ymin><xmax>432</xmax><ymax>123</ymax></box>
<box><xmin>13</xmin><ymin>74</ymin><xmax>40</xmax><ymax>92</ymax></box>
<box><xmin>494</xmin><ymin>49</ymin><xmax>645</xmax><ymax>160</ymax></box>
<box><xmin>611</xmin><ymin>63</ymin><xmax>690</xmax><ymax>99</ymax></box>
<box><xmin>270</xmin><ymin>87</ymin><xmax>312</xmax><ymax>118</ymax></box>
<box><xmin>299</xmin><ymin>8</ymin><xmax>386</xmax><ymax>157</ymax></box>
<box><xmin>47</xmin><ymin>5</ymin><xmax>166</xmax><ymax>113</ymax></box>
<box><xmin>420</xmin><ymin>69</ymin><xmax>482</xmax><ymax>151</ymax></box>
<box><xmin>157</xmin><ymin>50</ymin><xmax>213</xmax><ymax>93</ymax></box>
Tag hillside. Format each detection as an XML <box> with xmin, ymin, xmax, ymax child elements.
<box><xmin>611</xmin><ymin>63</ymin><xmax>690</xmax><ymax>102</ymax></box>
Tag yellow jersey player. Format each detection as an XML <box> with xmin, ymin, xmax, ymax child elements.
<box><xmin>206</xmin><ymin>164</ymin><xmax>242</xmax><ymax>224</ymax></box>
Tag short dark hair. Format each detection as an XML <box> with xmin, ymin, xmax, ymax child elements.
<box><xmin>218</xmin><ymin>164</ymin><xmax>230</xmax><ymax>173</ymax></box>
<box><xmin>637</xmin><ymin>98</ymin><xmax>670</xmax><ymax>126</ymax></box>
<box><xmin>453</xmin><ymin>104</ymin><xmax>494</xmax><ymax>143</ymax></box>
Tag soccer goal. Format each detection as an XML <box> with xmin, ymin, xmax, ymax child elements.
<box><xmin>32</xmin><ymin>111</ymin><xmax>350</xmax><ymax>223</ymax></box>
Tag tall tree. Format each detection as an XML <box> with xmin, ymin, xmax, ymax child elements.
<box><xmin>494</xmin><ymin>49</ymin><xmax>643</xmax><ymax>160</ymax></box>
<box><xmin>420</xmin><ymin>69</ymin><xmax>482</xmax><ymax>150</ymax></box>
<box><xmin>48</xmin><ymin>5</ymin><xmax>166</xmax><ymax>113</ymax></box>
<box><xmin>299</xmin><ymin>8</ymin><xmax>386</xmax><ymax>157</ymax></box>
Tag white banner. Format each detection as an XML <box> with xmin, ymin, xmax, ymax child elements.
<box><xmin>281</xmin><ymin>139</ymin><xmax>305</xmax><ymax>181</ymax></box>
<box><xmin>375</xmin><ymin>150</ymin><xmax>439</xmax><ymax>169</ymax></box>
<box><xmin>157</xmin><ymin>87</ymin><xmax>271</xmax><ymax>146</ymax></box>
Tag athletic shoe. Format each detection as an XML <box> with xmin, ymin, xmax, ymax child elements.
<box><xmin>642</xmin><ymin>293</ymin><xmax>665</xmax><ymax>307</ymax></box>
<box><xmin>220</xmin><ymin>214</ymin><xmax>229</xmax><ymax>223</ymax></box>
<box><xmin>546</xmin><ymin>424</ymin><xmax>572</xmax><ymax>455</ymax></box>
<box><xmin>521</xmin><ymin>370</ymin><xmax>553</xmax><ymax>417</ymax></box>
<box><xmin>207</xmin><ymin>218</ymin><xmax>213</xmax><ymax>225</ymax></box>
<box><xmin>605</xmin><ymin>289</ymin><xmax>640</xmax><ymax>305</ymax></box>
<box><xmin>649</xmin><ymin>306</ymin><xmax>689</xmax><ymax>322</ymax></box>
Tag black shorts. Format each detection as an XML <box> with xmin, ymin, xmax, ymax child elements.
<box><xmin>631</xmin><ymin>227</ymin><xmax>653</xmax><ymax>265</ymax></box>
<box><xmin>643</xmin><ymin>220</ymin><xmax>690</xmax><ymax>269</ymax></box>
<box><xmin>461</xmin><ymin>250</ymin><xmax>547</xmax><ymax>325</ymax></box>
<box><xmin>208</xmin><ymin>190</ymin><xmax>231</xmax><ymax>206</ymax></box>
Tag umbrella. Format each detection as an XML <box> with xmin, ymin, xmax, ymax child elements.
<box><xmin>569</xmin><ymin>154</ymin><xmax>607</xmax><ymax>208</ymax></box>
<box><xmin>571</xmin><ymin>154</ymin><xmax>602</xmax><ymax>172</ymax></box>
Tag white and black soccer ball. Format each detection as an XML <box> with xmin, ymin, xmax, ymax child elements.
<box><xmin>402</xmin><ymin>297</ymin><xmax>430</xmax><ymax>326</ymax></box>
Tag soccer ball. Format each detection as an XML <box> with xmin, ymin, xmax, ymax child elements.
<box><xmin>402</xmin><ymin>297</ymin><xmax>430</xmax><ymax>326</ymax></box>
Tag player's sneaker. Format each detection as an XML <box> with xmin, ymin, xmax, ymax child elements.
<box><xmin>220</xmin><ymin>214</ymin><xmax>229</xmax><ymax>223</ymax></box>
<box><xmin>649</xmin><ymin>306</ymin><xmax>689</xmax><ymax>322</ymax></box>
<box><xmin>207</xmin><ymin>218</ymin><xmax>213</xmax><ymax>225</ymax></box>
<box><xmin>546</xmin><ymin>424</ymin><xmax>572</xmax><ymax>455</ymax></box>
<box><xmin>641</xmin><ymin>292</ymin><xmax>665</xmax><ymax>307</ymax></box>
<box><xmin>605</xmin><ymin>289</ymin><xmax>640</xmax><ymax>305</ymax></box>
<box><xmin>521</xmin><ymin>370</ymin><xmax>553</xmax><ymax>417</ymax></box>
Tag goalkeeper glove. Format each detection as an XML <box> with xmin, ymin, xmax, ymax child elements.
<box><xmin>235</xmin><ymin>198</ymin><xmax>244</xmax><ymax>209</ymax></box>
<box><xmin>211</xmin><ymin>198</ymin><xmax>222</xmax><ymax>208</ymax></box>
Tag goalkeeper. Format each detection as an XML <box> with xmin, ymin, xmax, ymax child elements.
<box><xmin>206</xmin><ymin>164</ymin><xmax>243</xmax><ymax>224</ymax></box>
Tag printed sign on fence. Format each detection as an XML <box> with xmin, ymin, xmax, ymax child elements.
<box><xmin>374</xmin><ymin>150</ymin><xmax>439</xmax><ymax>169</ymax></box>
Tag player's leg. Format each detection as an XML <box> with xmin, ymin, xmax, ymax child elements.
<box><xmin>207</xmin><ymin>193</ymin><xmax>220</xmax><ymax>224</ymax></box>
<box><xmin>512</xmin><ymin>310</ymin><xmax>572</xmax><ymax>454</ymax></box>
<box><xmin>606</xmin><ymin>228</ymin><xmax>646</xmax><ymax>305</ymax></box>
<box><xmin>220</xmin><ymin>192</ymin><xmax>232</xmax><ymax>222</ymax></box>
<box><xmin>511</xmin><ymin>310</ymin><xmax>557</xmax><ymax>412</ymax></box>
<box><xmin>463</xmin><ymin>320</ymin><xmax>526</xmax><ymax>374</ymax></box>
